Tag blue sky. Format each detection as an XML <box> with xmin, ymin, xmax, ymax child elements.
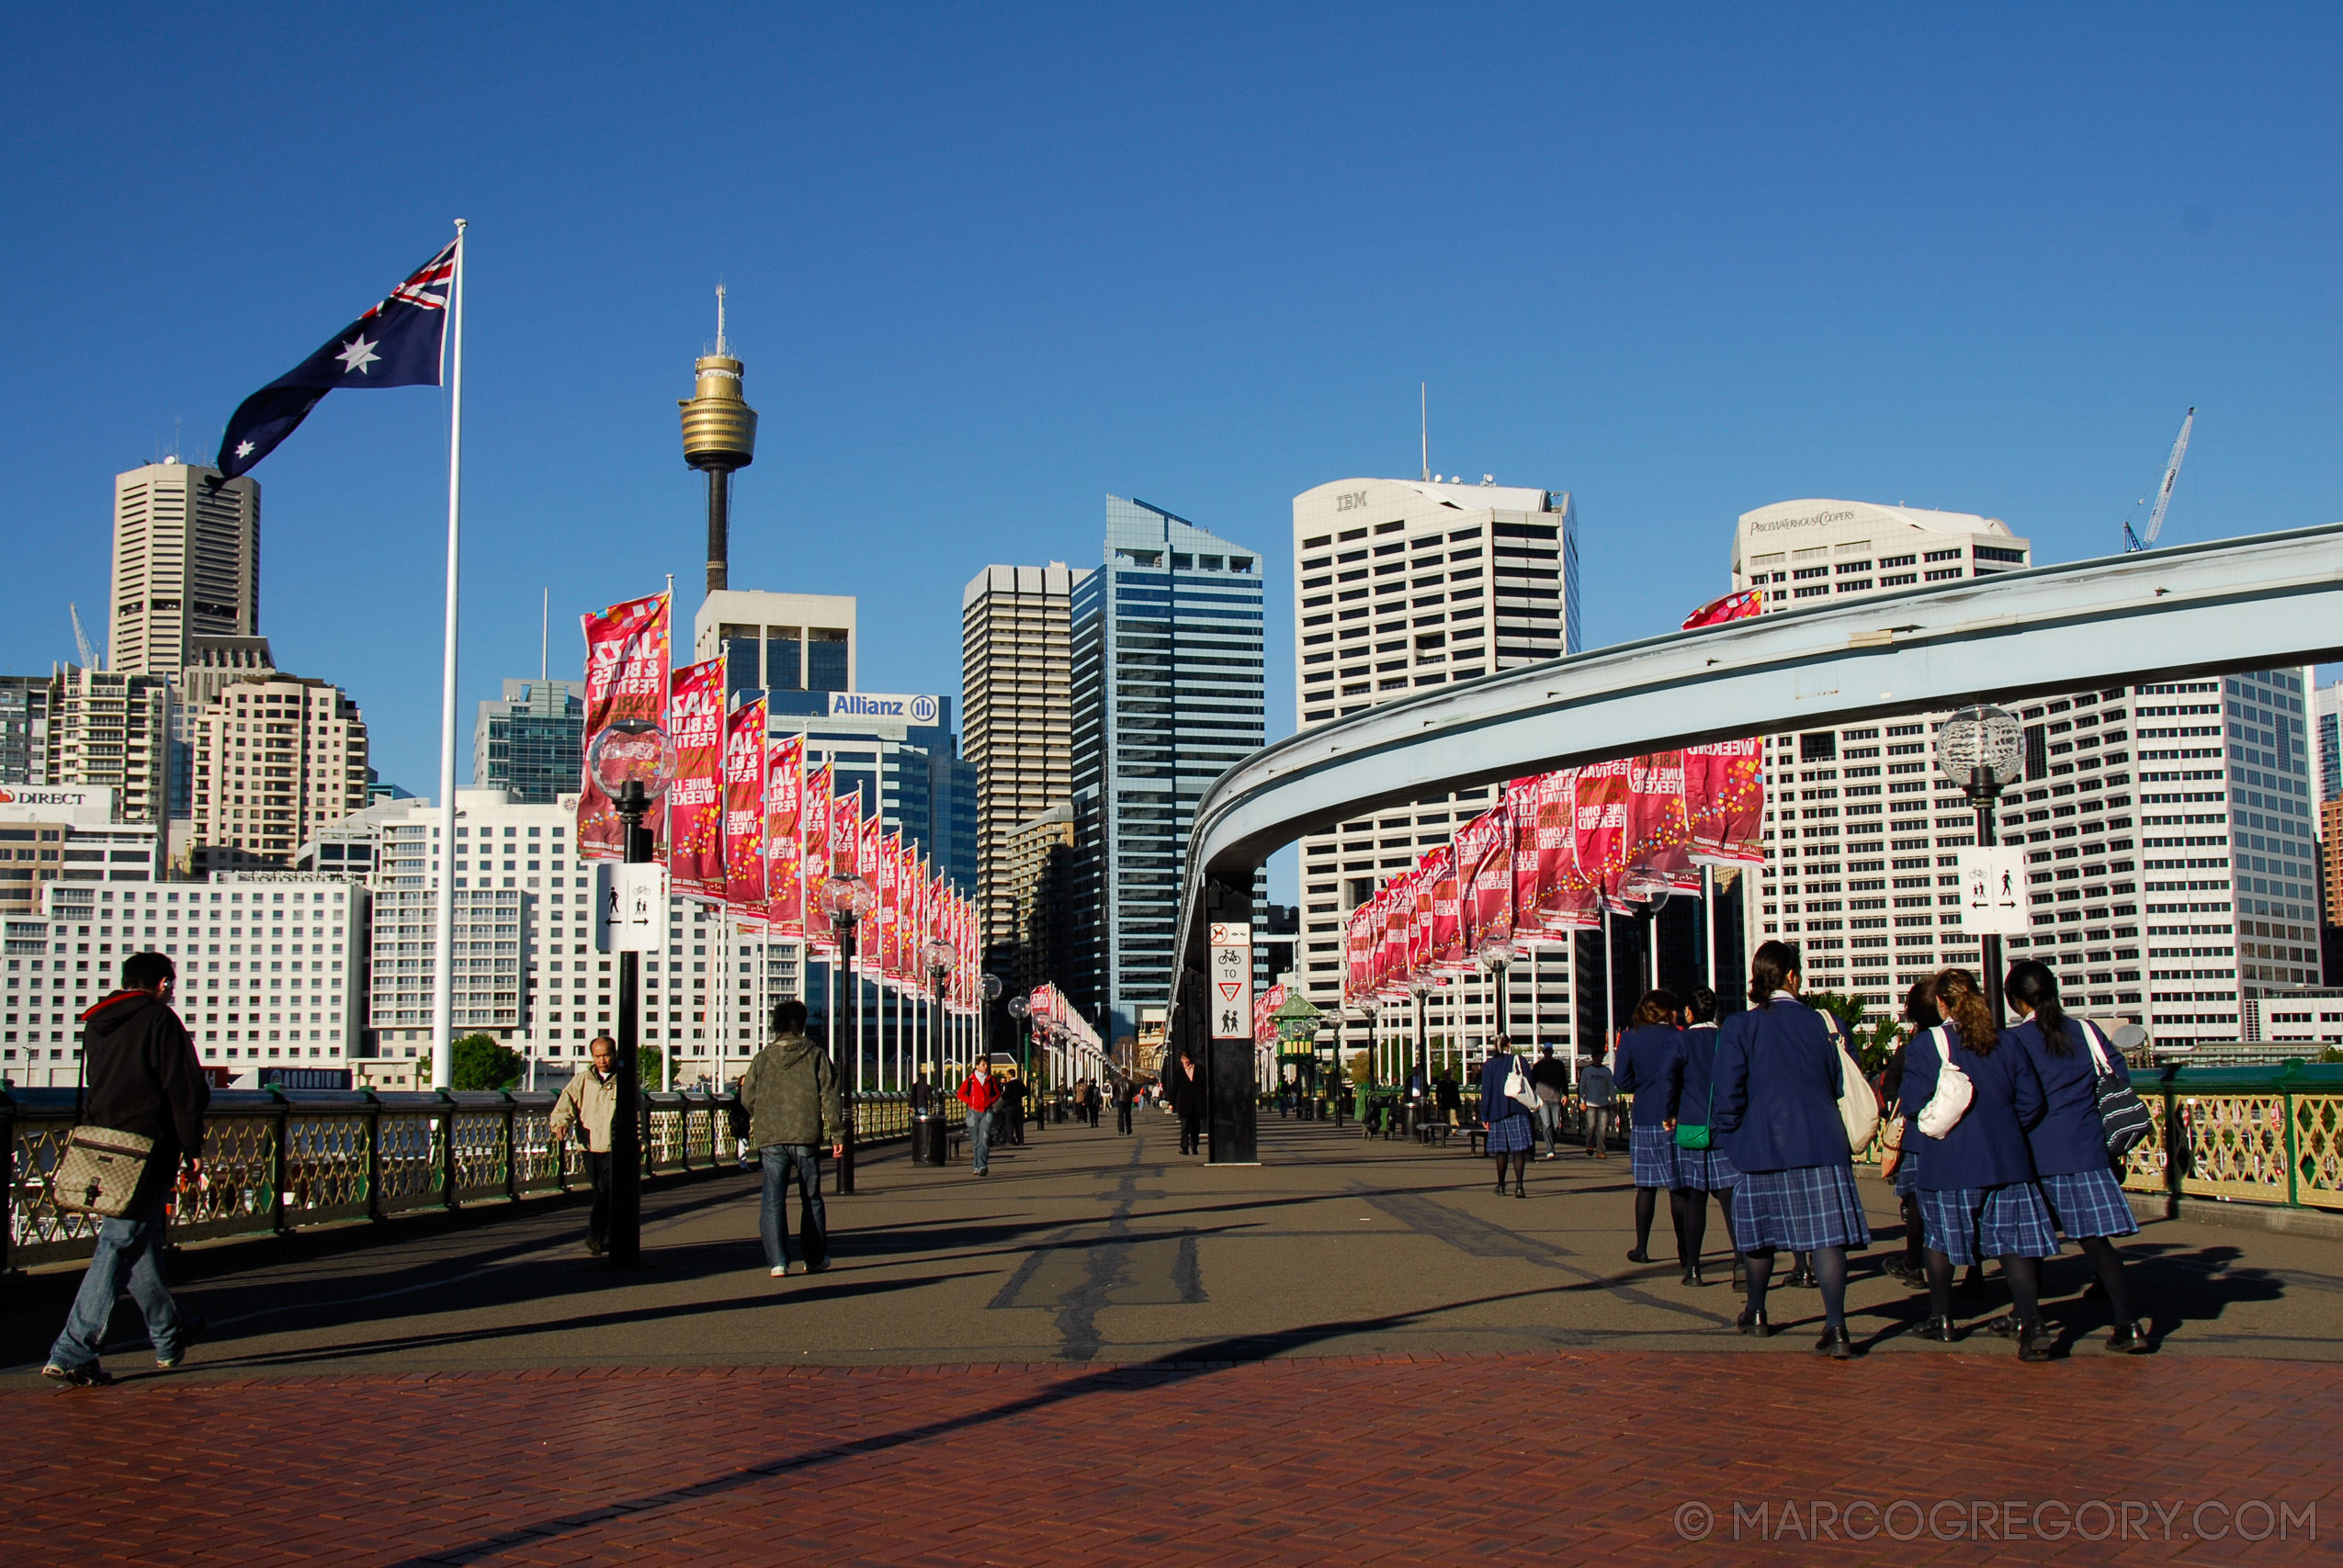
<box><xmin>5</xmin><ymin>6</ymin><xmax>2337</xmax><ymax>902</ymax></box>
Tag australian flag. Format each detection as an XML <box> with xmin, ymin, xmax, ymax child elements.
<box><xmin>215</xmin><ymin>239</ymin><xmax>457</xmax><ymax>479</ymax></box>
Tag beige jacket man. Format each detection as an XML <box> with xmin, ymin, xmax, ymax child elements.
<box><xmin>549</xmin><ymin>1037</ymin><xmax>620</xmax><ymax>1153</ymax></box>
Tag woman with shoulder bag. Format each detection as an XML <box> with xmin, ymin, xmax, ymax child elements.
<box><xmin>1613</xmin><ymin>989</ymin><xmax>1686</xmax><ymax>1268</ymax></box>
<box><xmin>1900</xmin><ymin>968</ymin><xmax>2057</xmax><ymax>1359</ymax></box>
<box><xmin>1875</xmin><ymin>980</ymin><xmax>1940</xmax><ymax>1287</ymax></box>
<box><xmin>1477</xmin><ymin>1034</ymin><xmax>1537</xmax><ymax>1198</ymax></box>
<box><xmin>1710</xmin><ymin>942</ymin><xmax>1872</xmax><ymax>1358</ymax></box>
<box><xmin>1670</xmin><ymin>987</ymin><xmax>1740</xmax><ymax>1289</ymax></box>
<box><xmin>2004</xmin><ymin>961</ymin><xmax>2152</xmax><ymax>1354</ymax></box>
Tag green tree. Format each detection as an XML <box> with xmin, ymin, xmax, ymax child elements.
<box><xmin>638</xmin><ymin>1043</ymin><xmax>666</xmax><ymax>1089</ymax></box>
<box><xmin>1802</xmin><ymin>990</ymin><xmax>1901</xmax><ymax>1076</ymax></box>
<box><xmin>451</xmin><ymin>1032</ymin><xmax>524</xmax><ymax>1091</ymax></box>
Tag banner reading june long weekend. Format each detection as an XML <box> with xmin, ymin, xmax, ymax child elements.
<box><xmin>666</xmin><ymin>658</ymin><xmax>727</xmax><ymax>901</ymax></box>
<box><xmin>722</xmin><ymin>698</ymin><xmax>767</xmax><ymax>922</ymax></box>
<box><xmin>765</xmin><ymin>734</ymin><xmax>805</xmax><ymax>937</ymax></box>
<box><xmin>576</xmin><ymin>592</ymin><xmax>669</xmax><ymax>862</ymax></box>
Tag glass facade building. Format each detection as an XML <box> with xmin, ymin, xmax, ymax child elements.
<box><xmin>1070</xmin><ymin>496</ymin><xmax>1266</xmax><ymax>1048</ymax></box>
<box><xmin>472</xmin><ymin>680</ymin><xmax>586</xmax><ymax>806</ymax></box>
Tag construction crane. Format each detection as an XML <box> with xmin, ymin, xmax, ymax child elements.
<box><xmin>68</xmin><ymin>603</ymin><xmax>99</xmax><ymax>670</ymax></box>
<box><xmin>2122</xmin><ymin>407</ymin><xmax>2195</xmax><ymax>553</ymax></box>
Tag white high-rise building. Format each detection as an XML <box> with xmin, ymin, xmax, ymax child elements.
<box><xmin>363</xmin><ymin>790</ymin><xmax>798</xmax><ymax>1085</ymax></box>
<box><xmin>1289</xmin><ymin>477</ymin><xmax>1581</xmax><ymax>1065</ymax></box>
<box><xmin>1731</xmin><ymin>499</ymin><xmax>2318</xmax><ymax>1044</ymax></box>
<box><xmin>109</xmin><ymin>462</ymin><xmax>260</xmax><ymax>680</ymax></box>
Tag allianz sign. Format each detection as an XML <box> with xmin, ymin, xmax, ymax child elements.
<box><xmin>828</xmin><ymin>692</ymin><xmax>940</xmax><ymax>724</ymax></box>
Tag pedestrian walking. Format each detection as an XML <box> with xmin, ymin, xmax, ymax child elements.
<box><xmin>1899</xmin><ymin>967</ymin><xmax>2057</xmax><ymax>1360</ymax></box>
<box><xmin>2004</xmin><ymin>960</ymin><xmax>2152</xmax><ymax>1354</ymax></box>
<box><xmin>1434</xmin><ymin>1066</ymin><xmax>1463</xmax><ymax>1126</ymax></box>
<box><xmin>732</xmin><ymin>1000</ymin><xmax>844</xmax><ymax>1279</ymax></box>
<box><xmin>1477</xmin><ymin>1033</ymin><xmax>1536</xmax><ymax>1197</ymax></box>
<box><xmin>1614</xmin><ymin>991</ymin><xmax>1686</xmax><ymax>1266</ymax></box>
<box><xmin>1002</xmin><ymin>1073</ymin><xmax>1028</xmax><ymax>1145</ymax></box>
<box><xmin>549</xmin><ymin>1033</ymin><xmax>622</xmax><ymax>1257</ymax></box>
<box><xmin>43</xmin><ymin>953</ymin><xmax>209</xmax><ymax>1387</ymax></box>
<box><xmin>1082</xmin><ymin>1079</ymin><xmax>1103</xmax><ymax>1128</ymax></box>
<box><xmin>1114</xmin><ymin>1076</ymin><xmax>1135</xmax><ymax>1134</ymax></box>
<box><xmin>1172</xmin><ymin>1048</ymin><xmax>1207</xmax><ymax>1155</ymax></box>
<box><xmin>1579</xmin><ymin>1055</ymin><xmax>1617</xmax><ymax>1157</ymax></box>
<box><xmin>1671</xmin><ymin>987</ymin><xmax>1739</xmax><ymax>1289</ymax></box>
<box><xmin>1877</xmin><ymin>980</ymin><xmax>1939</xmax><ymax>1287</ymax></box>
<box><xmin>958</xmin><ymin>1057</ymin><xmax>1003</xmax><ymax>1176</ymax></box>
<box><xmin>1711</xmin><ymin>941</ymin><xmax>1872</xmax><ymax>1358</ymax></box>
<box><xmin>1529</xmin><ymin>1044</ymin><xmax>1569</xmax><ymax>1158</ymax></box>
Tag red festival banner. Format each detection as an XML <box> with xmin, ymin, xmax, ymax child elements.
<box><xmin>1426</xmin><ymin>843</ymin><xmax>1463</xmax><ymax>971</ymax></box>
<box><xmin>857</xmin><ymin>808</ymin><xmax>883</xmax><ymax>970</ymax></box>
<box><xmin>665</xmin><ymin>658</ymin><xmax>727</xmax><ymax>901</ymax></box>
<box><xmin>722</xmin><ymin>698</ymin><xmax>767</xmax><ymax>923</ymax></box>
<box><xmin>877</xmin><ymin>830</ymin><xmax>901</xmax><ymax>983</ymax></box>
<box><xmin>1576</xmin><ymin>761</ymin><xmax>1633</xmax><ymax>909</ymax></box>
<box><xmin>1679</xmin><ymin>587</ymin><xmax>1767</xmax><ymax>867</ymax></box>
<box><xmin>1624</xmin><ymin>752</ymin><xmax>1698</xmax><ymax>891</ymax></box>
<box><xmin>576</xmin><ymin>592</ymin><xmax>669</xmax><ymax>862</ymax></box>
<box><xmin>764</xmin><ymin>734</ymin><xmax>805</xmax><ymax>935</ymax></box>
<box><xmin>832</xmin><ymin>784</ymin><xmax>863</xmax><ymax>961</ymax></box>
<box><xmin>801</xmin><ymin>764</ymin><xmax>834</xmax><ymax>955</ymax></box>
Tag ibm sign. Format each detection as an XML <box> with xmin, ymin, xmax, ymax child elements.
<box><xmin>828</xmin><ymin>692</ymin><xmax>940</xmax><ymax>725</ymax></box>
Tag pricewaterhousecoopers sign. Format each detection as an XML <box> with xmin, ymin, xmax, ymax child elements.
<box><xmin>828</xmin><ymin>692</ymin><xmax>940</xmax><ymax>724</ymax></box>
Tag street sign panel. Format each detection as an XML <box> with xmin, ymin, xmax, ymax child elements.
<box><xmin>1956</xmin><ymin>846</ymin><xmax>2030</xmax><ymax>937</ymax></box>
<box><xmin>1209</xmin><ymin>923</ymin><xmax>1252</xmax><ymax>1040</ymax></box>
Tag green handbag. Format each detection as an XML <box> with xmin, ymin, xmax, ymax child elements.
<box><xmin>1673</xmin><ymin>1060</ymin><xmax>1715</xmax><ymax>1150</ymax></box>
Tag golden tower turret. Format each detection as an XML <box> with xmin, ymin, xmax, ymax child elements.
<box><xmin>679</xmin><ymin>286</ymin><xmax>757</xmax><ymax>595</ymax></box>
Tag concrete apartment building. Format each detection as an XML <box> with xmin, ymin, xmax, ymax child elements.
<box><xmin>1730</xmin><ymin>498</ymin><xmax>2319</xmax><ymax>1047</ymax></box>
<box><xmin>962</xmin><ymin>563</ymin><xmax>1083</xmax><ymax>971</ymax></box>
<box><xmin>1289</xmin><ymin>476</ymin><xmax>1581</xmax><ymax>1063</ymax></box>
<box><xmin>40</xmin><ymin>666</ymin><xmax>175</xmax><ymax>826</ymax></box>
<box><xmin>185</xmin><ymin>673</ymin><xmax>370</xmax><ymax>874</ymax></box>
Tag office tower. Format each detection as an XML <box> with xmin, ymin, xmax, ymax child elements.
<box><xmin>186</xmin><ymin>674</ymin><xmax>369</xmax><ymax>874</ymax></box>
<box><xmin>696</xmin><ymin>591</ymin><xmax>855</xmax><ymax>702</ymax></box>
<box><xmin>472</xmin><ymin>679</ymin><xmax>586</xmax><ymax>804</ymax></box>
<box><xmin>0</xmin><ymin>677</ymin><xmax>51</xmax><ymax>784</ymax></box>
<box><xmin>1730</xmin><ymin>498</ymin><xmax>2319</xmax><ymax>1047</ymax></box>
<box><xmin>2315</xmin><ymin>682</ymin><xmax>2341</xmax><ymax>804</ymax></box>
<box><xmin>1289</xmin><ymin>478</ymin><xmax>1581</xmax><ymax>1063</ymax></box>
<box><xmin>44</xmin><ymin>666</ymin><xmax>174</xmax><ymax>824</ymax></box>
<box><xmin>1070</xmin><ymin>496</ymin><xmax>1267</xmax><ymax>1049</ymax></box>
<box><xmin>962</xmin><ymin>563</ymin><xmax>1084</xmax><ymax>968</ymax></box>
<box><xmin>1002</xmin><ymin>800</ymin><xmax>1075</xmax><ymax>994</ymax></box>
<box><xmin>109</xmin><ymin>462</ymin><xmax>260</xmax><ymax>679</ymax></box>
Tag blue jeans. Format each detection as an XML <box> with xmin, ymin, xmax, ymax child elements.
<box><xmin>968</xmin><ymin>1109</ymin><xmax>993</xmax><ymax>1172</ymax></box>
<box><xmin>758</xmin><ymin>1145</ymin><xmax>827</xmax><ymax>1269</ymax></box>
<box><xmin>1535</xmin><ymin>1100</ymin><xmax>1563</xmax><ymax>1153</ymax></box>
<box><xmin>50</xmin><ymin>1190</ymin><xmax>184</xmax><ymax>1369</ymax></box>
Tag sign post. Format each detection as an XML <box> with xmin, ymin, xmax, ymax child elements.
<box><xmin>1206</xmin><ymin>921</ymin><xmax>1259</xmax><ymax>1164</ymax></box>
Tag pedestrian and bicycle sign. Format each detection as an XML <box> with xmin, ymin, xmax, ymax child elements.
<box><xmin>1209</xmin><ymin>922</ymin><xmax>1251</xmax><ymax>1040</ymax></box>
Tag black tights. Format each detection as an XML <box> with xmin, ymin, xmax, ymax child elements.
<box><xmin>1676</xmin><ymin>1188</ymin><xmax>1737</xmax><ymax>1269</ymax></box>
<box><xmin>1928</xmin><ymin>1248</ymin><xmax>2041</xmax><ymax>1321</ymax></box>
<box><xmin>1747</xmin><ymin>1245</ymin><xmax>1851</xmax><ymax>1328</ymax></box>
<box><xmin>1900</xmin><ymin>1193</ymin><xmax>1926</xmax><ymax>1269</ymax></box>
<box><xmin>1492</xmin><ymin>1149</ymin><xmax>1526</xmax><ymax>1190</ymax></box>
<box><xmin>2075</xmin><ymin>1235</ymin><xmax>2137</xmax><ymax>1323</ymax></box>
<box><xmin>1634</xmin><ymin>1185</ymin><xmax>1668</xmax><ymax>1254</ymax></box>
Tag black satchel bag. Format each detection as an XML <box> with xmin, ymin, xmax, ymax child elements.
<box><xmin>2080</xmin><ymin>1020</ymin><xmax>2155</xmax><ymax>1159</ymax></box>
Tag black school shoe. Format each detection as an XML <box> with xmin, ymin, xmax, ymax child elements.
<box><xmin>1814</xmin><ymin>1325</ymin><xmax>1854</xmax><ymax>1359</ymax></box>
<box><xmin>2104</xmin><ymin>1321</ymin><xmax>2153</xmax><ymax>1354</ymax></box>
<box><xmin>1735</xmin><ymin>1307</ymin><xmax>1772</xmax><ymax>1337</ymax></box>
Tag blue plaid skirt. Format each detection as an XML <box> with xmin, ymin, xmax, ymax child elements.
<box><xmin>2039</xmin><ymin>1167</ymin><xmax>2139</xmax><ymax>1240</ymax></box>
<box><xmin>1675</xmin><ymin>1143</ymin><xmax>1741</xmax><ymax>1192</ymax></box>
<box><xmin>1892</xmin><ymin>1145</ymin><xmax>1920</xmax><ymax>1197</ymax></box>
<box><xmin>1485</xmin><ymin>1112</ymin><xmax>1534</xmax><ymax>1154</ymax></box>
<box><xmin>1630</xmin><ymin>1125</ymin><xmax>1681</xmax><ymax>1189</ymax></box>
<box><xmin>1919</xmin><ymin>1182</ymin><xmax>2060</xmax><ymax>1267</ymax></box>
<box><xmin>1731</xmin><ymin>1163</ymin><xmax>1872</xmax><ymax>1252</ymax></box>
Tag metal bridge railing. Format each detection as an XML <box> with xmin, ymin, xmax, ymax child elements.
<box><xmin>2</xmin><ymin>1085</ymin><xmax>953</xmax><ymax>1271</ymax></box>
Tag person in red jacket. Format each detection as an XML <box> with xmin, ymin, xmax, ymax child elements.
<box><xmin>957</xmin><ymin>1059</ymin><xmax>1002</xmax><ymax>1176</ymax></box>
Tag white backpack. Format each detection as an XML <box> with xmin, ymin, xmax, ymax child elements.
<box><xmin>1914</xmin><ymin>1023</ymin><xmax>1975</xmax><ymax>1140</ymax></box>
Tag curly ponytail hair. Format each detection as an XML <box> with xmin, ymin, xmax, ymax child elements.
<box><xmin>1930</xmin><ymin>968</ymin><xmax>1998</xmax><ymax>1056</ymax></box>
<box><xmin>2003</xmin><ymin>960</ymin><xmax>2072</xmax><ymax>1056</ymax></box>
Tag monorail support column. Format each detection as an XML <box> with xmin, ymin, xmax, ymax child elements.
<box><xmin>1199</xmin><ymin>871</ymin><xmax>1260</xmax><ymax>1165</ymax></box>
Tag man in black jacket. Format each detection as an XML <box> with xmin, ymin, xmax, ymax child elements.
<box><xmin>44</xmin><ymin>952</ymin><xmax>209</xmax><ymax>1386</ymax></box>
<box><xmin>1172</xmin><ymin>1049</ymin><xmax>1207</xmax><ymax>1156</ymax></box>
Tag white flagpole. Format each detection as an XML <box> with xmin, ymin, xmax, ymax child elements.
<box><xmin>430</xmin><ymin>219</ymin><xmax>468</xmax><ymax>1093</ymax></box>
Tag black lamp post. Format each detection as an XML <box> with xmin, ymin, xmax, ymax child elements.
<box><xmin>918</xmin><ymin>936</ymin><xmax>954</xmax><ymax>1165</ymax></box>
<box><xmin>819</xmin><ymin>870</ymin><xmax>875</xmax><ymax>1192</ymax></box>
<box><xmin>1936</xmin><ymin>705</ymin><xmax>2027</xmax><ymax>1024</ymax></box>
<box><xmin>586</xmin><ymin>717</ymin><xmax>676</xmax><ymax>1269</ymax></box>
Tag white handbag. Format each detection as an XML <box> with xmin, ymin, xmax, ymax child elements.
<box><xmin>1502</xmin><ymin>1059</ymin><xmax>1540</xmax><ymax>1112</ymax></box>
<box><xmin>1915</xmin><ymin>1024</ymin><xmax>1974</xmax><ymax>1140</ymax></box>
<box><xmin>1833</xmin><ymin>1038</ymin><xmax>1880</xmax><ymax>1154</ymax></box>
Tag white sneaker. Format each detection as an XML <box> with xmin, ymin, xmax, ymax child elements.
<box><xmin>770</xmin><ymin>1264</ymin><xmax>789</xmax><ymax>1278</ymax></box>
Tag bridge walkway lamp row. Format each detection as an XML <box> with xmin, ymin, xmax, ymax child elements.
<box><xmin>1934</xmin><ymin>705</ymin><xmax>2028</xmax><ymax>1026</ymax></box>
<box><xmin>1005</xmin><ymin>991</ymin><xmax>1031</xmax><ymax>1083</ymax></box>
<box><xmin>585</xmin><ymin>716</ymin><xmax>678</xmax><ymax>1268</ymax></box>
<box><xmin>819</xmin><ymin>870</ymin><xmax>877</xmax><ymax>1193</ymax></box>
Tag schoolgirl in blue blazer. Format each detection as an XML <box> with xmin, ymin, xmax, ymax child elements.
<box><xmin>1613</xmin><ymin>994</ymin><xmax>1685</xmax><ymax>1267</ymax></box>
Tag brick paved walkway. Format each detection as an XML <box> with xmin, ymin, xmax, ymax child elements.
<box><xmin>6</xmin><ymin>1119</ymin><xmax>2338</xmax><ymax>1563</ymax></box>
<box><xmin>5</xmin><ymin>1353</ymin><xmax>2335</xmax><ymax>1565</ymax></box>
